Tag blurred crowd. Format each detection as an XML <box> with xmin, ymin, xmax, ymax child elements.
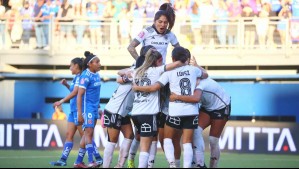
<box><xmin>0</xmin><ymin>0</ymin><xmax>298</xmax><ymax>50</ymax></box>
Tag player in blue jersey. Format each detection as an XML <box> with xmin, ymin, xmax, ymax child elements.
<box><xmin>74</xmin><ymin>51</ymin><xmax>103</xmax><ymax>168</ymax></box>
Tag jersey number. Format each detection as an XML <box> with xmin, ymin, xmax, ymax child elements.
<box><xmin>180</xmin><ymin>78</ymin><xmax>191</xmax><ymax>96</ymax></box>
<box><xmin>137</xmin><ymin>77</ymin><xmax>151</xmax><ymax>98</ymax></box>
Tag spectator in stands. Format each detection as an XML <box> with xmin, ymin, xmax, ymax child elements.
<box><xmin>277</xmin><ymin>3</ymin><xmax>292</xmax><ymax>46</ymax></box>
<box><xmin>255</xmin><ymin>3</ymin><xmax>270</xmax><ymax>48</ymax></box>
<box><xmin>102</xmin><ymin>0</ymin><xmax>115</xmax><ymax>47</ymax></box>
<box><xmin>57</xmin><ymin>0</ymin><xmax>74</xmax><ymax>47</ymax></box>
<box><xmin>33</xmin><ymin>0</ymin><xmax>45</xmax><ymax>50</ymax></box>
<box><xmin>227</xmin><ymin>0</ymin><xmax>242</xmax><ymax>47</ymax></box>
<box><xmin>20</xmin><ymin>1</ymin><xmax>33</xmax><ymax>49</ymax></box>
<box><xmin>267</xmin><ymin>0</ymin><xmax>281</xmax><ymax>48</ymax></box>
<box><xmin>215</xmin><ymin>0</ymin><xmax>229</xmax><ymax>47</ymax></box>
<box><xmin>129</xmin><ymin>1</ymin><xmax>145</xmax><ymax>39</ymax></box>
<box><xmin>242</xmin><ymin>2</ymin><xmax>256</xmax><ymax>49</ymax></box>
<box><xmin>87</xmin><ymin>2</ymin><xmax>102</xmax><ymax>49</ymax></box>
<box><xmin>52</xmin><ymin>105</ymin><xmax>67</xmax><ymax>120</ymax></box>
<box><xmin>73</xmin><ymin>0</ymin><xmax>86</xmax><ymax>48</ymax></box>
<box><xmin>190</xmin><ymin>1</ymin><xmax>202</xmax><ymax>47</ymax></box>
<box><xmin>118</xmin><ymin>6</ymin><xmax>130</xmax><ymax>47</ymax></box>
<box><xmin>112</xmin><ymin>0</ymin><xmax>128</xmax><ymax>19</ymax></box>
<box><xmin>292</xmin><ymin>0</ymin><xmax>299</xmax><ymax>17</ymax></box>
<box><xmin>200</xmin><ymin>0</ymin><xmax>215</xmax><ymax>47</ymax></box>
<box><xmin>0</xmin><ymin>0</ymin><xmax>6</xmax><ymax>49</ymax></box>
<box><xmin>6</xmin><ymin>6</ymin><xmax>22</xmax><ymax>48</ymax></box>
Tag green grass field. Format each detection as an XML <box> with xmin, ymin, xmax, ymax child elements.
<box><xmin>0</xmin><ymin>150</ymin><xmax>298</xmax><ymax>168</ymax></box>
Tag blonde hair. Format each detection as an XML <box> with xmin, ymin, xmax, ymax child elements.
<box><xmin>135</xmin><ymin>49</ymin><xmax>162</xmax><ymax>80</ymax></box>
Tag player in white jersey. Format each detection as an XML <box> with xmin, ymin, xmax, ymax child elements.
<box><xmin>127</xmin><ymin>3</ymin><xmax>180</xmax><ymax>64</ymax></box>
<box><xmin>102</xmin><ymin>46</ymin><xmax>151</xmax><ymax>168</ymax></box>
<box><xmin>133</xmin><ymin>47</ymin><xmax>208</xmax><ymax>168</ymax></box>
<box><xmin>131</xmin><ymin>48</ymin><xmax>186</xmax><ymax>168</ymax></box>
<box><xmin>170</xmin><ymin>58</ymin><xmax>231</xmax><ymax>168</ymax></box>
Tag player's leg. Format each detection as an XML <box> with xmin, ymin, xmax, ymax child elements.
<box><xmin>127</xmin><ymin>117</ymin><xmax>141</xmax><ymax>168</ymax></box>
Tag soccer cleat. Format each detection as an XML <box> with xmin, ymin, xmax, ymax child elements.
<box><xmin>127</xmin><ymin>159</ymin><xmax>135</xmax><ymax>168</ymax></box>
<box><xmin>50</xmin><ymin>159</ymin><xmax>67</xmax><ymax>166</ymax></box>
<box><xmin>95</xmin><ymin>157</ymin><xmax>103</xmax><ymax>167</ymax></box>
<box><xmin>87</xmin><ymin>162</ymin><xmax>98</xmax><ymax>168</ymax></box>
<box><xmin>169</xmin><ymin>162</ymin><xmax>177</xmax><ymax>168</ymax></box>
<box><xmin>73</xmin><ymin>162</ymin><xmax>88</xmax><ymax>168</ymax></box>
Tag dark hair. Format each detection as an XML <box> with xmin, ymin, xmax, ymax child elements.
<box><xmin>71</xmin><ymin>57</ymin><xmax>84</xmax><ymax>71</ymax></box>
<box><xmin>185</xmin><ymin>48</ymin><xmax>191</xmax><ymax>59</ymax></box>
<box><xmin>83</xmin><ymin>51</ymin><xmax>97</xmax><ymax>70</ymax></box>
<box><xmin>135</xmin><ymin>45</ymin><xmax>154</xmax><ymax>69</ymax></box>
<box><xmin>172</xmin><ymin>46</ymin><xmax>188</xmax><ymax>63</ymax></box>
<box><xmin>154</xmin><ymin>3</ymin><xmax>175</xmax><ymax>31</ymax></box>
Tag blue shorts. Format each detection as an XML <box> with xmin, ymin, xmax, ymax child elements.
<box><xmin>68</xmin><ymin>111</ymin><xmax>79</xmax><ymax>126</ymax></box>
<box><xmin>82</xmin><ymin>111</ymin><xmax>97</xmax><ymax>129</ymax></box>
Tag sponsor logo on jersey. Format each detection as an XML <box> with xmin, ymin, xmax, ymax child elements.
<box><xmin>138</xmin><ymin>31</ymin><xmax>145</xmax><ymax>38</ymax></box>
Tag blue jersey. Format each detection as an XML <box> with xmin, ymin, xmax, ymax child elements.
<box><xmin>69</xmin><ymin>74</ymin><xmax>80</xmax><ymax>113</ymax></box>
<box><xmin>78</xmin><ymin>69</ymin><xmax>101</xmax><ymax>114</ymax></box>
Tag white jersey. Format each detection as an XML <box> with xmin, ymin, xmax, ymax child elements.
<box><xmin>131</xmin><ymin>65</ymin><xmax>166</xmax><ymax>116</ymax></box>
<box><xmin>158</xmin><ymin>65</ymin><xmax>203</xmax><ymax>117</ymax></box>
<box><xmin>105</xmin><ymin>83</ymin><xmax>134</xmax><ymax>117</ymax></box>
<box><xmin>196</xmin><ymin>78</ymin><xmax>231</xmax><ymax>111</ymax></box>
<box><xmin>135</xmin><ymin>26</ymin><xmax>179</xmax><ymax>64</ymax></box>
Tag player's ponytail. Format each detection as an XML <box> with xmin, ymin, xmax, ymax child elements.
<box><xmin>154</xmin><ymin>3</ymin><xmax>176</xmax><ymax>32</ymax></box>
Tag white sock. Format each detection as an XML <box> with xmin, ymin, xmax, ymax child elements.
<box><xmin>103</xmin><ymin>142</ymin><xmax>116</xmax><ymax>168</ymax></box>
<box><xmin>138</xmin><ymin>152</ymin><xmax>149</xmax><ymax>168</ymax></box>
<box><xmin>175</xmin><ymin>159</ymin><xmax>181</xmax><ymax>168</ymax></box>
<box><xmin>148</xmin><ymin>141</ymin><xmax>157</xmax><ymax>168</ymax></box>
<box><xmin>209</xmin><ymin>136</ymin><xmax>220</xmax><ymax>168</ymax></box>
<box><xmin>183</xmin><ymin>143</ymin><xmax>193</xmax><ymax>168</ymax></box>
<box><xmin>193</xmin><ymin>127</ymin><xmax>205</xmax><ymax>166</ymax></box>
<box><xmin>164</xmin><ymin>138</ymin><xmax>175</xmax><ymax>164</ymax></box>
<box><xmin>128</xmin><ymin>138</ymin><xmax>140</xmax><ymax>161</ymax></box>
<box><xmin>118</xmin><ymin>138</ymin><xmax>133</xmax><ymax>167</ymax></box>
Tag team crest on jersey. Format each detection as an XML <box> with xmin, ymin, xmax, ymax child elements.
<box><xmin>88</xmin><ymin>119</ymin><xmax>92</xmax><ymax>124</ymax></box>
<box><xmin>80</xmin><ymin>78</ymin><xmax>85</xmax><ymax>84</ymax></box>
<box><xmin>138</xmin><ymin>31</ymin><xmax>145</xmax><ymax>38</ymax></box>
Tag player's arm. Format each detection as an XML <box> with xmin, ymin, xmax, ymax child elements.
<box><xmin>61</xmin><ymin>79</ymin><xmax>70</xmax><ymax>89</ymax></box>
<box><xmin>127</xmin><ymin>39</ymin><xmax>140</xmax><ymax>60</ymax></box>
<box><xmin>117</xmin><ymin>68</ymin><xmax>131</xmax><ymax>76</ymax></box>
<box><xmin>53</xmin><ymin>86</ymin><xmax>79</xmax><ymax>107</ymax></box>
<box><xmin>190</xmin><ymin>56</ymin><xmax>208</xmax><ymax>79</ymax></box>
<box><xmin>170</xmin><ymin>89</ymin><xmax>202</xmax><ymax>103</ymax></box>
<box><xmin>165</xmin><ymin>61</ymin><xmax>185</xmax><ymax>71</ymax></box>
<box><xmin>77</xmin><ymin>87</ymin><xmax>85</xmax><ymax>124</ymax></box>
<box><xmin>132</xmin><ymin>82</ymin><xmax>162</xmax><ymax>92</ymax></box>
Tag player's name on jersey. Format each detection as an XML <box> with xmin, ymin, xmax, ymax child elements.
<box><xmin>177</xmin><ymin>70</ymin><xmax>190</xmax><ymax>77</ymax></box>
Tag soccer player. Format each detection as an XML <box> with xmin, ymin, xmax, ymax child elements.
<box><xmin>50</xmin><ymin>57</ymin><xmax>102</xmax><ymax>167</ymax></box>
<box><xmin>127</xmin><ymin>3</ymin><xmax>180</xmax><ymax>64</ymax></box>
<box><xmin>102</xmin><ymin>46</ymin><xmax>151</xmax><ymax>168</ymax></box>
<box><xmin>74</xmin><ymin>51</ymin><xmax>103</xmax><ymax>168</ymax></box>
<box><xmin>170</xmin><ymin>68</ymin><xmax>231</xmax><ymax>168</ymax></box>
<box><xmin>132</xmin><ymin>47</ymin><xmax>208</xmax><ymax>168</ymax></box>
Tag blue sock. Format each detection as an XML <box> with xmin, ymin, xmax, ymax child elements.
<box><xmin>92</xmin><ymin>140</ymin><xmax>102</xmax><ymax>160</ymax></box>
<box><xmin>86</xmin><ymin>144</ymin><xmax>94</xmax><ymax>163</ymax></box>
<box><xmin>60</xmin><ymin>142</ymin><xmax>73</xmax><ymax>161</ymax></box>
<box><xmin>75</xmin><ymin>148</ymin><xmax>86</xmax><ymax>164</ymax></box>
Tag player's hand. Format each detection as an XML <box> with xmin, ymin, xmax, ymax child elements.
<box><xmin>53</xmin><ymin>101</ymin><xmax>61</xmax><ymax>108</ymax></box>
<box><xmin>169</xmin><ymin>92</ymin><xmax>178</xmax><ymax>102</ymax></box>
<box><xmin>78</xmin><ymin>114</ymin><xmax>84</xmax><ymax>125</ymax></box>
<box><xmin>61</xmin><ymin>79</ymin><xmax>68</xmax><ymax>86</ymax></box>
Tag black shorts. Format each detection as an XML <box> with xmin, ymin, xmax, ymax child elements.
<box><xmin>165</xmin><ymin>115</ymin><xmax>198</xmax><ymax>130</ymax></box>
<box><xmin>131</xmin><ymin>115</ymin><xmax>158</xmax><ymax>137</ymax></box>
<box><xmin>157</xmin><ymin>112</ymin><xmax>167</xmax><ymax>128</ymax></box>
<box><xmin>200</xmin><ymin>104</ymin><xmax>231</xmax><ymax>120</ymax></box>
<box><xmin>103</xmin><ymin>110</ymin><xmax>131</xmax><ymax>130</ymax></box>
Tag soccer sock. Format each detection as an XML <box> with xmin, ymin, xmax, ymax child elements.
<box><xmin>209</xmin><ymin>136</ymin><xmax>220</xmax><ymax>168</ymax></box>
<box><xmin>60</xmin><ymin>141</ymin><xmax>73</xmax><ymax>161</ymax></box>
<box><xmin>175</xmin><ymin>159</ymin><xmax>181</xmax><ymax>168</ymax></box>
<box><xmin>75</xmin><ymin>148</ymin><xmax>86</xmax><ymax>164</ymax></box>
<box><xmin>86</xmin><ymin>144</ymin><xmax>94</xmax><ymax>163</ymax></box>
<box><xmin>193</xmin><ymin>127</ymin><xmax>205</xmax><ymax>166</ymax></box>
<box><xmin>118</xmin><ymin>138</ymin><xmax>133</xmax><ymax>167</ymax></box>
<box><xmin>164</xmin><ymin>138</ymin><xmax>175</xmax><ymax>164</ymax></box>
<box><xmin>103</xmin><ymin>142</ymin><xmax>116</xmax><ymax>168</ymax></box>
<box><xmin>92</xmin><ymin>140</ymin><xmax>102</xmax><ymax>160</ymax></box>
<box><xmin>148</xmin><ymin>141</ymin><xmax>157</xmax><ymax>168</ymax></box>
<box><xmin>138</xmin><ymin>152</ymin><xmax>150</xmax><ymax>168</ymax></box>
<box><xmin>128</xmin><ymin>138</ymin><xmax>140</xmax><ymax>161</ymax></box>
<box><xmin>183</xmin><ymin>143</ymin><xmax>193</xmax><ymax>168</ymax></box>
